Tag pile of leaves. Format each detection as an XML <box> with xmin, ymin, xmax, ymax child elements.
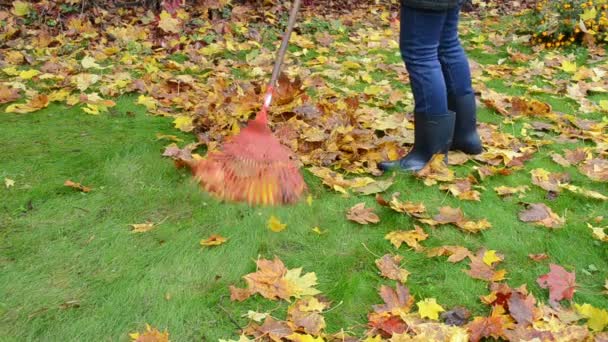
<box><xmin>526</xmin><ymin>0</ymin><xmax>608</xmax><ymax>48</ymax></box>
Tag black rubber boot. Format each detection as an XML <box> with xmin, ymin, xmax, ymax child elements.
<box><xmin>449</xmin><ymin>93</ymin><xmax>482</xmax><ymax>155</ymax></box>
<box><xmin>378</xmin><ymin>111</ymin><xmax>455</xmax><ymax>172</ymax></box>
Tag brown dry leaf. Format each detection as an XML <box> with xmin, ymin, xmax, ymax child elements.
<box><xmin>464</xmin><ymin>250</ymin><xmax>507</xmax><ymax>282</ymax></box>
<box><xmin>510</xmin><ymin>96</ymin><xmax>552</xmax><ymax>116</ymax></box>
<box><xmin>200</xmin><ymin>234</ymin><xmax>228</xmax><ymax>247</ymax></box>
<box><xmin>231</xmin><ymin>257</ymin><xmax>320</xmax><ymax>302</ymax></box>
<box><xmin>528</xmin><ymin>253</ymin><xmax>549</xmax><ymax>262</ymax></box>
<box><xmin>551</xmin><ymin>153</ymin><xmax>572</xmax><ymax>167</ymax></box>
<box><xmin>494</xmin><ymin>185</ymin><xmax>530</xmax><ymax>197</ymax></box>
<box><xmin>579</xmin><ymin>158</ymin><xmax>608</xmax><ymax>182</ymax></box>
<box><xmin>375</xmin><ymin>254</ymin><xmax>410</xmax><ymax>284</ymax></box>
<box><xmin>372</xmin><ymin>283</ymin><xmax>415</xmax><ymax>315</ymax></box>
<box><xmin>507</xmin><ymin>292</ymin><xmax>539</xmax><ymax>326</ymax></box>
<box><xmin>518</xmin><ymin>203</ymin><xmax>565</xmax><ymax>229</ymax></box>
<box><xmin>376</xmin><ymin>193</ymin><xmax>427</xmax><ymax>219</ymax></box>
<box><xmin>6</xmin><ymin>94</ymin><xmax>49</xmax><ymax>113</ymax></box>
<box><xmin>564</xmin><ymin>148</ymin><xmax>590</xmax><ymax>165</ymax></box>
<box><xmin>468</xmin><ymin>315</ymin><xmax>506</xmax><ymax>342</ymax></box>
<box><xmin>0</xmin><ymin>84</ymin><xmax>20</xmax><ymax>104</ymax></box>
<box><xmin>384</xmin><ymin>226</ymin><xmax>428</xmax><ymax>251</ymax></box>
<box><xmin>346</xmin><ymin>202</ymin><xmax>380</xmax><ymax>225</ymax></box>
<box><xmin>64</xmin><ymin>179</ymin><xmax>91</xmax><ymax>192</ymax></box>
<box><xmin>287</xmin><ymin>298</ymin><xmax>327</xmax><ymax>335</ymax></box>
<box><xmin>129</xmin><ymin>324</ymin><xmax>169</xmax><ymax>342</ymax></box>
<box><xmin>422</xmin><ymin>206</ymin><xmax>491</xmax><ymax>233</ymax></box>
<box><xmin>530</xmin><ymin>168</ymin><xmax>570</xmax><ymax>192</ymax></box>
<box><xmin>130</xmin><ymin>222</ymin><xmax>155</xmax><ymax>233</ymax></box>
<box><xmin>439</xmin><ymin>177</ymin><xmax>481</xmax><ymax>201</ymax></box>
<box><xmin>416</xmin><ymin>154</ymin><xmax>455</xmax><ymax>186</ymax></box>
<box><xmin>426</xmin><ymin>245</ymin><xmax>472</xmax><ymax>263</ymax></box>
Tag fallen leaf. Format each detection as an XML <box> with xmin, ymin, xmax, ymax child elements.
<box><xmin>158</xmin><ymin>10</ymin><xmax>181</xmax><ymax>33</ymax></box>
<box><xmin>464</xmin><ymin>250</ymin><xmax>506</xmax><ymax>282</ymax></box>
<box><xmin>129</xmin><ymin>324</ymin><xmax>169</xmax><ymax>342</ymax></box>
<box><xmin>528</xmin><ymin>253</ymin><xmax>549</xmax><ymax>262</ymax></box>
<box><xmin>417</xmin><ymin>298</ymin><xmax>445</xmax><ymax>320</ymax></box>
<box><xmin>560</xmin><ymin>183</ymin><xmax>607</xmax><ymax>201</ymax></box>
<box><xmin>579</xmin><ymin>158</ymin><xmax>608</xmax><ymax>182</ymax></box>
<box><xmin>468</xmin><ymin>316</ymin><xmax>505</xmax><ymax>342</ymax></box>
<box><xmin>440</xmin><ymin>306</ymin><xmax>471</xmax><ymax>326</ymax></box>
<box><xmin>426</xmin><ymin>245</ymin><xmax>472</xmax><ymax>263</ymax></box>
<box><xmin>4</xmin><ymin>178</ymin><xmax>15</xmax><ymax>188</ymax></box>
<box><xmin>64</xmin><ymin>179</ymin><xmax>91</xmax><ymax>193</ymax></box>
<box><xmin>267</xmin><ymin>215</ymin><xmax>287</xmax><ymax>232</ymax></box>
<box><xmin>537</xmin><ymin>264</ymin><xmax>576</xmax><ymax>304</ymax></box>
<box><xmin>384</xmin><ymin>226</ymin><xmax>428</xmax><ymax>251</ymax></box>
<box><xmin>530</xmin><ymin>168</ymin><xmax>570</xmax><ymax>193</ymax></box>
<box><xmin>588</xmin><ymin>223</ymin><xmax>607</xmax><ymax>241</ymax></box>
<box><xmin>130</xmin><ymin>222</ymin><xmax>155</xmax><ymax>233</ymax></box>
<box><xmin>0</xmin><ymin>85</ymin><xmax>20</xmax><ymax>104</ymax></box>
<box><xmin>311</xmin><ymin>227</ymin><xmax>326</xmax><ymax>235</ymax></box>
<box><xmin>518</xmin><ymin>203</ymin><xmax>564</xmax><ymax>228</ymax></box>
<box><xmin>507</xmin><ymin>292</ymin><xmax>538</xmax><ymax>326</ymax></box>
<box><xmin>346</xmin><ymin>202</ymin><xmax>380</xmax><ymax>225</ymax></box>
<box><xmin>482</xmin><ymin>250</ymin><xmax>503</xmax><ymax>266</ymax></box>
<box><xmin>245</xmin><ymin>310</ymin><xmax>268</xmax><ymax>323</ymax></box>
<box><xmin>232</xmin><ymin>257</ymin><xmax>320</xmax><ymax>302</ymax></box>
<box><xmin>372</xmin><ymin>283</ymin><xmax>415</xmax><ymax>315</ymax></box>
<box><xmin>574</xmin><ymin>303</ymin><xmax>608</xmax><ymax>332</ymax></box>
<box><xmin>494</xmin><ymin>185</ymin><xmax>529</xmax><ymax>197</ymax></box>
<box><xmin>375</xmin><ymin>254</ymin><xmax>410</xmax><ymax>284</ymax></box>
<box><xmin>200</xmin><ymin>234</ymin><xmax>228</xmax><ymax>246</ymax></box>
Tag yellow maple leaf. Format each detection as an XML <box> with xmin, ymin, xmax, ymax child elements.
<box><xmin>283</xmin><ymin>268</ymin><xmax>321</xmax><ymax>298</ymax></box>
<box><xmin>19</xmin><ymin>69</ymin><xmax>40</xmax><ymax>80</ymax></box>
<box><xmin>560</xmin><ymin>60</ymin><xmax>577</xmax><ymax>73</ymax></box>
<box><xmin>482</xmin><ymin>250</ymin><xmax>502</xmax><ymax>266</ymax></box>
<box><xmin>580</xmin><ymin>7</ymin><xmax>597</xmax><ymax>21</ymax></box>
<box><xmin>158</xmin><ymin>10</ymin><xmax>181</xmax><ymax>33</ymax></box>
<box><xmin>129</xmin><ymin>324</ymin><xmax>169</xmax><ymax>342</ymax></box>
<box><xmin>417</xmin><ymin>298</ymin><xmax>445</xmax><ymax>320</ymax></box>
<box><xmin>575</xmin><ymin>303</ymin><xmax>608</xmax><ymax>331</ymax></box>
<box><xmin>137</xmin><ymin>95</ymin><xmax>157</xmax><ymax>111</ymax></box>
<box><xmin>173</xmin><ymin>116</ymin><xmax>193</xmax><ymax>132</ymax></box>
<box><xmin>81</xmin><ymin>56</ymin><xmax>103</xmax><ymax>69</ymax></box>
<box><xmin>600</xmin><ymin>100</ymin><xmax>608</xmax><ymax>112</ymax></box>
<box><xmin>286</xmin><ymin>333</ymin><xmax>324</xmax><ymax>342</ymax></box>
<box><xmin>267</xmin><ymin>215</ymin><xmax>287</xmax><ymax>232</ymax></box>
<box><xmin>12</xmin><ymin>1</ymin><xmax>31</xmax><ymax>16</ymax></box>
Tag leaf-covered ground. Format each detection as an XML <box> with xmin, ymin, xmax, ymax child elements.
<box><xmin>1</xmin><ymin>2</ymin><xmax>608</xmax><ymax>341</ymax></box>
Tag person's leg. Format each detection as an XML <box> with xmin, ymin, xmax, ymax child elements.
<box><xmin>439</xmin><ymin>4</ymin><xmax>482</xmax><ymax>154</ymax></box>
<box><xmin>379</xmin><ymin>4</ymin><xmax>455</xmax><ymax>172</ymax></box>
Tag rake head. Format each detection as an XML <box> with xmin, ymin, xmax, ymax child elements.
<box><xmin>191</xmin><ymin>119</ymin><xmax>307</xmax><ymax>206</ymax></box>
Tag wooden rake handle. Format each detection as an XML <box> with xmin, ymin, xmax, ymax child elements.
<box><xmin>256</xmin><ymin>0</ymin><xmax>302</xmax><ymax>124</ymax></box>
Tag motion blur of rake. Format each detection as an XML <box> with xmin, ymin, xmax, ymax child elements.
<box><xmin>191</xmin><ymin>0</ymin><xmax>306</xmax><ymax>206</ymax></box>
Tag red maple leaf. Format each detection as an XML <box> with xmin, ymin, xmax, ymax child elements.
<box><xmin>536</xmin><ymin>264</ymin><xmax>576</xmax><ymax>303</ymax></box>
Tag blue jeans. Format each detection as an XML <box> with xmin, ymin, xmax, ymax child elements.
<box><xmin>400</xmin><ymin>3</ymin><xmax>473</xmax><ymax>115</ymax></box>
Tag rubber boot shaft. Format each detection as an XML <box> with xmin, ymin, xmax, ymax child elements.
<box><xmin>449</xmin><ymin>93</ymin><xmax>482</xmax><ymax>155</ymax></box>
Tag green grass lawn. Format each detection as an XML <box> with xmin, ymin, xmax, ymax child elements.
<box><xmin>1</xmin><ymin>91</ymin><xmax>607</xmax><ymax>340</ymax></box>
